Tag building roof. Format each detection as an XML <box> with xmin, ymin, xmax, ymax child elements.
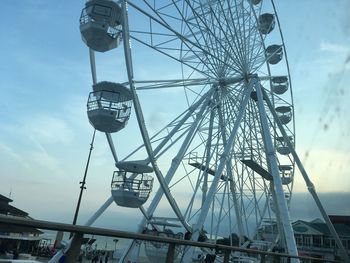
<box><xmin>0</xmin><ymin>193</ymin><xmax>42</xmax><ymax>237</ymax></box>
<box><xmin>0</xmin><ymin>223</ymin><xmax>43</xmax><ymax>234</ymax></box>
<box><xmin>0</xmin><ymin>201</ymin><xmax>28</xmax><ymax>217</ymax></box>
<box><xmin>329</xmin><ymin>215</ymin><xmax>350</xmax><ymax>227</ymax></box>
<box><xmin>294</xmin><ymin>219</ymin><xmax>350</xmax><ymax>237</ymax></box>
<box><xmin>0</xmin><ymin>194</ymin><xmax>12</xmax><ymax>203</ymax></box>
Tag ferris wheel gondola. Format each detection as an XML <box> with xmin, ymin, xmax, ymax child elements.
<box><xmin>80</xmin><ymin>0</ymin><xmax>122</xmax><ymax>52</ymax></box>
<box><xmin>111</xmin><ymin>161</ymin><xmax>154</xmax><ymax>208</ymax></box>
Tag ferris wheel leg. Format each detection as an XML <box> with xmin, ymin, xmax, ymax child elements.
<box><xmin>269</xmin><ymin>182</ymin><xmax>285</xmax><ymax>247</ymax></box>
<box><xmin>261</xmin><ymin>88</ymin><xmax>350</xmax><ymax>262</ymax></box>
<box><xmin>84</xmin><ymin>196</ymin><xmax>114</xmax><ymax>226</ymax></box>
<box><xmin>255</xmin><ymin>79</ymin><xmax>299</xmax><ymax>262</ymax></box>
<box><xmin>48</xmin><ymin>193</ymin><xmax>114</xmax><ymax>263</ymax></box>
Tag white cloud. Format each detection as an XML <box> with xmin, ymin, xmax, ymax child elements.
<box><xmin>23</xmin><ymin>114</ymin><xmax>75</xmax><ymax>145</ymax></box>
<box><xmin>320</xmin><ymin>41</ymin><xmax>350</xmax><ymax>54</ymax></box>
<box><xmin>293</xmin><ymin>147</ymin><xmax>350</xmax><ymax>193</ymax></box>
<box><xmin>0</xmin><ymin>142</ymin><xmax>24</xmax><ymax>164</ymax></box>
<box><xmin>27</xmin><ymin>140</ymin><xmax>60</xmax><ymax>172</ymax></box>
<box><xmin>0</xmin><ymin>113</ymin><xmax>80</xmax><ymax>179</ymax></box>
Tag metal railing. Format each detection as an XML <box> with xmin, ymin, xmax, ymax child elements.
<box><xmin>0</xmin><ymin>215</ymin><xmax>343</xmax><ymax>263</ymax></box>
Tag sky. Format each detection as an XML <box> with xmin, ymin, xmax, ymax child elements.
<box><xmin>0</xmin><ymin>1</ymin><xmax>350</xmax><ymax>233</ymax></box>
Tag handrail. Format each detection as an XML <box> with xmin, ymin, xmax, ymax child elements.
<box><xmin>0</xmin><ymin>215</ymin><xmax>342</xmax><ymax>263</ymax></box>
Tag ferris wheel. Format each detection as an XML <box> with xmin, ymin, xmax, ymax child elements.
<box><xmin>76</xmin><ymin>0</ymin><xmax>347</xmax><ymax>262</ymax></box>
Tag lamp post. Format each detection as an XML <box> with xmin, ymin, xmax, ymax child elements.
<box><xmin>113</xmin><ymin>239</ymin><xmax>119</xmax><ymax>251</ymax></box>
<box><xmin>72</xmin><ymin>129</ymin><xmax>96</xmax><ymax>225</ymax></box>
<box><xmin>66</xmin><ymin>130</ymin><xmax>97</xmax><ymax>263</ymax></box>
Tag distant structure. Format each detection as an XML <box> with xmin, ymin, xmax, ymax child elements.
<box><xmin>0</xmin><ymin>194</ymin><xmax>42</xmax><ymax>254</ymax></box>
<box><xmin>261</xmin><ymin>216</ymin><xmax>350</xmax><ymax>261</ymax></box>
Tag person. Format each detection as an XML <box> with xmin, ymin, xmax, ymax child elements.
<box><xmin>184</xmin><ymin>231</ymin><xmax>192</xmax><ymax>240</ymax></box>
<box><xmin>13</xmin><ymin>250</ymin><xmax>19</xmax><ymax>260</ymax></box>
<box><xmin>92</xmin><ymin>252</ymin><xmax>98</xmax><ymax>263</ymax></box>
<box><xmin>205</xmin><ymin>253</ymin><xmax>216</xmax><ymax>263</ymax></box>
<box><xmin>59</xmin><ymin>252</ymin><xmax>66</xmax><ymax>263</ymax></box>
<box><xmin>104</xmin><ymin>252</ymin><xmax>109</xmax><ymax>263</ymax></box>
<box><xmin>78</xmin><ymin>252</ymin><xmax>83</xmax><ymax>263</ymax></box>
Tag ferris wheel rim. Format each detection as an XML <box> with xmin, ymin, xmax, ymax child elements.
<box><xmin>78</xmin><ymin>1</ymin><xmax>294</xmax><ymax>258</ymax></box>
<box><xmin>117</xmin><ymin>0</ymin><xmax>296</xmax><ymax>237</ymax></box>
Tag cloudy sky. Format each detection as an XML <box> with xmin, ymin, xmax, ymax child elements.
<box><xmin>0</xmin><ymin>1</ymin><xmax>350</xmax><ymax>232</ymax></box>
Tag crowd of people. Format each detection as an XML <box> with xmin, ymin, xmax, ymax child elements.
<box><xmin>90</xmin><ymin>250</ymin><xmax>110</xmax><ymax>263</ymax></box>
<box><xmin>58</xmin><ymin>250</ymin><xmax>111</xmax><ymax>263</ymax></box>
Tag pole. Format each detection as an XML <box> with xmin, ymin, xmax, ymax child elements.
<box><xmin>73</xmin><ymin>129</ymin><xmax>96</xmax><ymax>225</ymax></box>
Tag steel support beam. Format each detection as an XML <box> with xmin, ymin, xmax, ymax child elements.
<box><xmin>255</xmin><ymin>79</ymin><xmax>299</xmax><ymax>262</ymax></box>
<box><xmin>261</xmin><ymin>88</ymin><xmax>350</xmax><ymax>262</ymax></box>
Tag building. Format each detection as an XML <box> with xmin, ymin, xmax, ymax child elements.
<box><xmin>293</xmin><ymin>216</ymin><xmax>350</xmax><ymax>261</ymax></box>
<box><xmin>261</xmin><ymin>216</ymin><xmax>350</xmax><ymax>261</ymax></box>
<box><xmin>0</xmin><ymin>194</ymin><xmax>42</xmax><ymax>255</ymax></box>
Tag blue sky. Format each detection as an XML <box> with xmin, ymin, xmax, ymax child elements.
<box><xmin>0</xmin><ymin>1</ymin><xmax>349</xmax><ymax>230</ymax></box>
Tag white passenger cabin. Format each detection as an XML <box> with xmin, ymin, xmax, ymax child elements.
<box><xmin>250</xmin><ymin>0</ymin><xmax>262</xmax><ymax>5</ymax></box>
<box><xmin>275</xmin><ymin>106</ymin><xmax>292</xmax><ymax>124</ymax></box>
<box><xmin>111</xmin><ymin>161</ymin><xmax>154</xmax><ymax>208</ymax></box>
<box><xmin>279</xmin><ymin>165</ymin><xmax>293</xmax><ymax>185</ymax></box>
<box><xmin>266</xmin><ymin>45</ymin><xmax>283</xmax><ymax>65</ymax></box>
<box><xmin>276</xmin><ymin>136</ymin><xmax>293</xmax><ymax>155</ymax></box>
<box><xmin>80</xmin><ymin>0</ymin><xmax>122</xmax><ymax>52</ymax></box>
<box><xmin>144</xmin><ymin>228</ymin><xmax>183</xmax><ymax>263</ymax></box>
<box><xmin>87</xmin><ymin>81</ymin><xmax>132</xmax><ymax>133</ymax></box>
<box><xmin>258</xmin><ymin>13</ymin><xmax>275</xmax><ymax>35</ymax></box>
<box><xmin>271</xmin><ymin>76</ymin><xmax>289</xmax><ymax>95</ymax></box>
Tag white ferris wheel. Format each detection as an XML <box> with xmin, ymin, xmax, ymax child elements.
<box><xmin>74</xmin><ymin>0</ymin><xmax>349</xmax><ymax>262</ymax></box>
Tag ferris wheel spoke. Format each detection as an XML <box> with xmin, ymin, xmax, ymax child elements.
<box><xmin>217</xmin><ymin>99</ymin><xmax>246</xmax><ymax>241</ymax></box>
<box><xmin>105</xmin><ymin>133</ymin><xmax>118</xmax><ymax>163</ymax></box>
<box><xmin>182</xmin><ymin>108</ymin><xmax>219</xmax><ymax>222</ymax></box>
<box><xmin>142</xmin><ymin>91</ymin><xmax>213</xmax><ymax>228</ymax></box>
<box><xmin>134</xmin><ymin>77</ymin><xmax>215</xmax><ymax>90</ymax></box>
<box><xmin>151</xmin><ymin>91</ymin><xmax>213</xmax><ymax>157</ymax></box>
<box><xmin>181</xmin><ymin>0</ymin><xmax>245</xmax><ymax>75</ymax></box>
<box><xmin>244</xmin><ymin>3</ymin><xmax>265</xmax><ymax>72</ymax></box>
<box><xmin>122</xmin><ymin>89</ymin><xmax>212</xmax><ymax>166</ymax></box>
<box><xmin>214</xmin><ymin>183</ymin><xmax>228</xmax><ymax>239</ymax></box>
<box><xmin>247</xmin><ymin>176</ymin><xmax>264</xmax><ymax>232</ymax></box>
<box><xmin>212</xmin><ymin>1</ymin><xmax>242</xmax><ymax>70</ymax></box>
<box><xmin>196</xmin><ymin>1</ymin><xmax>243</xmax><ymax>73</ymax></box>
<box><xmin>129</xmin><ymin>35</ymin><xmax>213</xmax><ymax>78</ymax></box>
<box><xmin>231</xmin><ymin>114</ymin><xmax>267</xmax><ymax>236</ymax></box>
<box><xmin>231</xmin><ymin>1</ymin><xmax>253</xmax><ymax>71</ymax></box>
<box><xmin>201</xmin><ymin>109</ymin><xmax>215</xmax><ymax>206</ymax></box>
<box><xmin>122</xmin><ymin>0</ymin><xmax>196</xmax><ymax>232</ymax></box>
<box><xmin>180</xmin><ymin>2</ymin><xmax>221</xmax><ymax>72</ymax></box>
<box><xmin>220</xmin><ymin>1</ymin><xmax>249</xmax><ymax>70</ymax></box>
<box><xmin>182</xmin><ymin>81</ymin><xmax>254</xmax><ymax>263</ymax></box>
<box><xmin>236</xmin><ymin>2</ymin><xmax>253</xmax><ymax>71</ymax></box>
<box><xmin>129</xmin><ymin>1</ymin><xmax>239</xmax><ymax>77</ymax></box>
<box><xmin>191</xmin><ymin>1</ymin><xmax>235</xmax><ymax>74</ymax></box>
<box><xmin>174</xmin><ymin>1</ymin><xmax>223</xmax><ymax>75</ymax></box>
<box><xmin>227</xmin><ymin>1</ymin><xmax>252</xmax><ymax>72</ymax></box>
